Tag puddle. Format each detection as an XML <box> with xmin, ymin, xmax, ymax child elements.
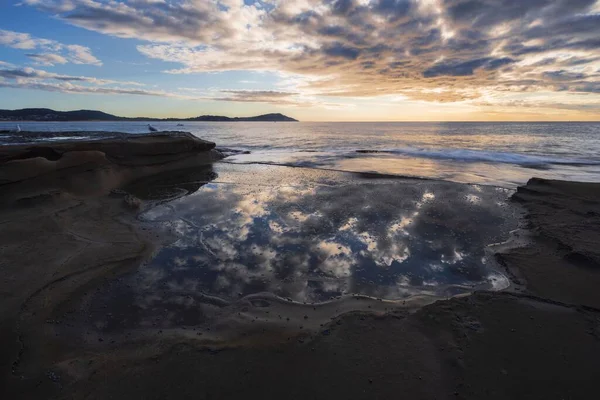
<box><xmin>78</xmin><ymin>164</ymin><xmax>520</xmax><ymax>338</ymax></box>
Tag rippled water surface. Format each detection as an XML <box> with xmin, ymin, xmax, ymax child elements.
<box><xmin>2</xmin><ymin>121</ymin><xmax>600</xmax><ymax>186</ymax></box>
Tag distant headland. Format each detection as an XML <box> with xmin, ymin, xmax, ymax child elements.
<box><xmin>0</xmin><ymin>108</ymin><xmax>298</xmax><ymax>122</ymax></box>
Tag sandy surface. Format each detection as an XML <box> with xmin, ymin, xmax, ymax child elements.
<box><xmin>1</xmin><ymin>136</ymin><xmax>600</xmax><ymax>400</ymax></box>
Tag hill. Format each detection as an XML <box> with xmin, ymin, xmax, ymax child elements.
<box><xmin>189</xmin><ymin>113</ymin><xmax>297</xmax><ymax>122</ymax></box>
<box><xmin>0</xmin><ymin>108</ymin><xmax>298</xmax><ymax>122</ymax></box>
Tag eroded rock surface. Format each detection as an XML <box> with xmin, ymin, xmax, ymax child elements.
<box><xmin>0</xmin><ymin>132</ymin><xmax>221</xmax><ymax>186</ymax></box>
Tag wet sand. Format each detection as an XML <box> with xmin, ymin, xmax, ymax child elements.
<box><xmin>497</xmin><ymin>178</ymin><xmax>600</xmax><ymax>308</ymax></box>
<box><xmin>1</xmin><ymin>135</ymin><xmax>600</xmax><ymax>399</ymax></box>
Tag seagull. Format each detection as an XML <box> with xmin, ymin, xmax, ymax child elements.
<box><xmin>147</xmin><ymin>124</ymin><xmax>158</xmax><ymax>132</ymax></box>
<box><xmin>16</xmin><ymin>124</ymin><xmax>21</xmax><ymax>132</ymax></box>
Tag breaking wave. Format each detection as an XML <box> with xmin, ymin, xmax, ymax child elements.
<box><xmin>355</xmin><ymin>147</ymin><xmax>600</xmax><ymax>166</ymax></box>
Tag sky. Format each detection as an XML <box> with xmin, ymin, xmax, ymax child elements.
<box><xmin>0</xmin><ymin>0</ymin><xmax>599</xmax><ymax>121</ymax></box>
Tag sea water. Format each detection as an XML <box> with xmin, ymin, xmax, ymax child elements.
<box><xmin>2</xmin><ymin>121</ymin><xmax>600</xmax><ymax>187</ymax></box>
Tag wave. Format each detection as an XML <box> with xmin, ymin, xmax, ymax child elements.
<box><xmin>216</xmin><ymin>147</ymin><xmax>251</xmax><ymax>157</ymax></box>
<box><xmin>355</xmin><ymin>147</ymin><xmax>600</xmax><ymax>167</ymax></box>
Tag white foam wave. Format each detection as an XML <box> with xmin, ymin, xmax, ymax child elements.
<box><xmin>356</xmin><ymin>147</ymin><xmax>600</xmax><ymax>166</ymax></box>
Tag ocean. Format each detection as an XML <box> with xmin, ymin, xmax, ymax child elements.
<box><xmin>2</xmin><ymin>121</ymin><xmax>600</xmax><ymax>187</ymax></box>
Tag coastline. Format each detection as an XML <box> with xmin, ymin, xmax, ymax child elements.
<box><xmin>1</xmin><ymin>134</ymin><xmax>599</xmax><ymax>399</ymax></box>
<box><xmin>0</xmin><ymin>109</ymin><xmax>298</xmax><ymax>122</ymax></box>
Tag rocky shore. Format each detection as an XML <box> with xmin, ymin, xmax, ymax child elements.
<box><xmin>0</xmin><ymin>131</ymin><xmax>221</xmax><ymax>191</ymax></box>
<box><xmin>0</xmin><ymin>133</ymin><xmax>599</xmax><ymax>399</ymax></box>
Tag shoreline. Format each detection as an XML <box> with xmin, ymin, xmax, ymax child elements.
<box><xmin>1</xmin><ymin>134</ymin><xmax>599</xmax><ymax>399</ymax></box>
<box><xmin>4</xmin><ymin>128</ymin><xmax>600</xmax><ymax>189</ymax></box>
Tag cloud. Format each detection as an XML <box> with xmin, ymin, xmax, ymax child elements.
<box><xmin>171</xmin><ymin>87</ymin><xmax>342</xmax><ymax>108</ymax></box>
<box><xmin>25</xmin><ymin>53</ymin><xmax>68</xmax><ymax>66</ymax></box>
<box><xmin>217</xmin><ymin>90</ymin><xmax>299</xmax><ymax>101</ymax></box>
<box><xmin>0</xmin><ymin>64</ymin><xmax>340</xmax><ymax>106</ymax></box>
<box><xmin>17</xmin><ymin>0</ymin><xmax>600</xmax><ymax>112</ymax></box>
<box><xmin>66</xmin><ymin>44</ymin><xmax>102</xmax><ymax>65</ymax></box>
<box><xmin>211</xmin><ymin>89</ymin><xmax>323</xmax><ymax>107</ymax></box>
<box><xmin>322</xmin><ymin>42</ymin><xmax>361</xmax><ymax>60</ymax></box>
<box><xmin>20</xmin><ymin>0</ymin><xmax>255</xmax><ymax>44</ymax></box>
<box><xmin>0</xmin><ymin>29</ymin><xmax>102</xmax><ymax>66</ymax></box>
<box><xmin>0</xmin><ymin>29</ymin><xmax>44</xmax><ymax>49</ymax></box>
<box><xmin>543</xmin><ymin>70</ymin><xmax>588</xmax><ymax>82</ymax></box>
<box><xmin>0</xmin><ymin>66</ymin><xmax>140</xmax><ymax>85</ymax></box>
<box><xmin>0</xmin><ymin>80</ymin><xmax>188</xmax><ymax>97</ymax></box>
<box><xmin>0</xmin><ymin>66</ymin><xmax>190</xmax><ymax>98</ymax></box>
<box><xmin>423</xmin><ymin>57</ymin><xmax>515</xmax><ymax>78</ymax></box>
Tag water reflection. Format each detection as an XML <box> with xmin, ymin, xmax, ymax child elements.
<box><xmin>225</xmin><ymin>151</ymin><xmax>600</xmax><ymax>188</ymax></box>
<box><xmin>122</xmin><ymin>165</ymin><xmax>218</xmax><ymax>201</ymax></box>
<box><xmin>122</xmin><ymin>175</ymin><xmax>517</xmax><ymax>314</ymax></box>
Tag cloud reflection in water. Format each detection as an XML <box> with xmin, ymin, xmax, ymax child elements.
<box><xmin>137</xmin><ymin>177</ymin><xmax>517</xmax><ymax>307</ymax></box>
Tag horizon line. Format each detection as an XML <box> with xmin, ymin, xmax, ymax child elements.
<box><xmin>2</xmin><ymin>107</ymin><xmax>600</xmax><ymax>123</ymax></box>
